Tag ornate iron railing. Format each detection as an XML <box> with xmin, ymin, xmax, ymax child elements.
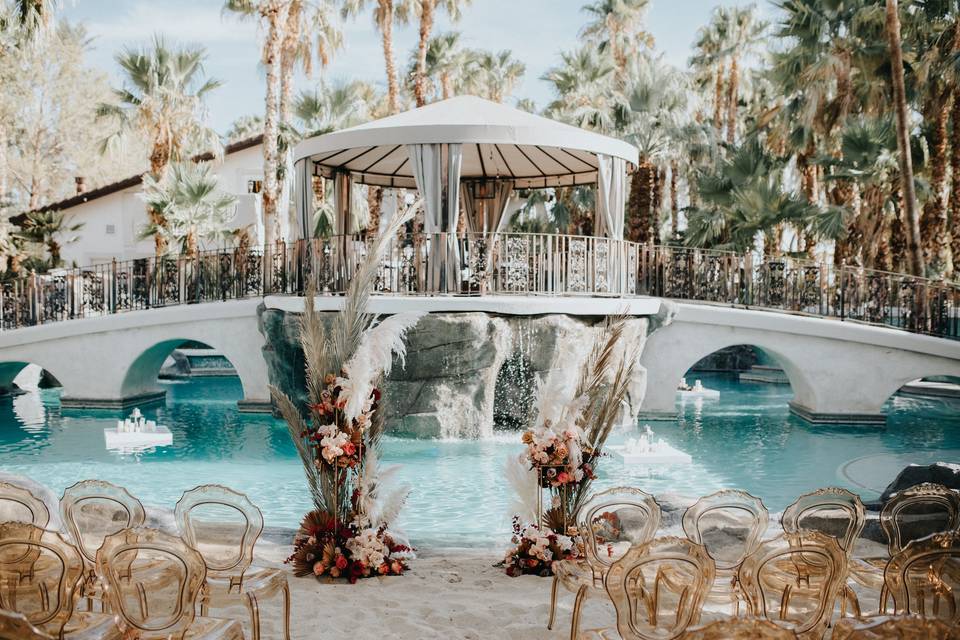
<box><xmin>1</xmin><ymin>232</ymin><xmax>958</xmax><ymax>339</ymax></box>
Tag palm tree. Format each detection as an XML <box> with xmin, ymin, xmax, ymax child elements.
<box><xmin>224</xmin><ymin>0</ymin><xmax>291</xmax><ymax>248</ymax></box>
<box><xmin>139</xmin><ymin>162</ymin><xmax>238</xmax><ymax>257</ymax></box>
<box><xmin>719</xmin><ymin>5</ymin><xmax>766</xmax><ymax>144</ymax></box>
<box><xmin>294</xmin><ymin>80</ymin><xmax>375</xmax><ymax>135</ymax></box>
<box><xmin>413</xmin><ymin>0</ymin><xmax>469</xmax><ymax>107</ymax></box>
<box><xmin>96</xmin><ymin>36</ymin><xmax>221</xmax><ymax>255</ymax></box>
<box><xmin>18</xmin><ymin>209</ymin><xmax>82</xmax><ymax>268</ymax></box>
<box><xmin>886</xmin><ymin>0</ymin><xmax>924</xmax><ymax>276</ymax></box>
<box><xmin>342</xmin><ymin>0</ymin><xmax>414</xmax><ymax>114</ymax></box>
<box><xmin>543</xmin><ymin>47</ymin><xmax>619</xmax><ymax>133</ymax></box>
<box><xmin>690</xmin><ymin>18</ymin><xmax>727</xmax><ymax>136</ymax></box>
<box><xmin>406</xmin><ymin>31</ymin><xmax>466</xmax><ymax>101</ymax></box>
<box><xmin>470</xmin><ymin>50</ymin><xmax>525</xmax><ymax>103</ymax></box>
<box><xmin>225</xmin><ymin>114</ymin><xmax>264</xmax><ymax>142</ymax></box>
<box><xmin>279</xmin><ymin>0</ymin><xmax>342</xmax><ymax>123</ymax></box>
<box><xmin>579</xmin><ymin>0</ymin><xmax>652</xmax><ymax>79</ymax></box>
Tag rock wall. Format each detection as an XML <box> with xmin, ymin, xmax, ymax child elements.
<box><xmin>258</xmin><ymin>306</ymin><xmax>659</xmax><ymax>438</ymax></box>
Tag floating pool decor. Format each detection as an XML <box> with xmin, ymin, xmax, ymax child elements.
<box><xmin>103</xmin><ymin>407</ymin><xmax>172</xmax><ymax>451</ymax></box>
<box><xmin>609</xmin><ymin>425</ymin><xmax>693</xmax><ymax>465</ymax></box>
<box><xmin>677</xmin><ymin>377</ymin><xmax>720</xmax><ymax>400</ymax></box>
<box><xmin>274</xmin><ymin>204</ymin><xmax>421</xmax><ymax>583</ymax></box>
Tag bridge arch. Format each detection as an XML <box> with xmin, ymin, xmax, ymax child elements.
<box><xmin>0</xmin><ymin>361</ymin><xmax>62</xmax><ymax>396</ymax></box>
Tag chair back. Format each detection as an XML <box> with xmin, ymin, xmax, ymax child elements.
<box><xmin>60</xmin><ymin>480</ymin><xmax>146</xmax><ymax>568</ymax></box>
<box><xmin>604</xmin><ymin>536</ymin><xmax>715</xmax><ymax>640</ymax></box>
<box><xmin>880</xmin><ymin>483</ymin><xmax>960</xmax><ymax>556</ymax></box>
<box><xmin>95</xmin><ymin>527</ymin><xmax>207</xmax><ymax>638</ymax></box>
<box><xmin>577</xmin><ymin>486</ymin><xmax>661</xmax><ymax>572</ymax></box>
<box><xmin>883</xmin><ymin>530</ymin><xmax>960</xmax><ymax>624</ymax></box>
<box><xmin>0</xmin><ymin>523</ymin><xmax>83</xmax><ymax>638</ymax></box>
<box><xmin>781</xmin><ymin>487</ymin><xmax>865</xmax><ymax>553</ymax></box>
<box><xmin>682</xmin><ymin>489</ymin><xmax>768</xmax><ymax>572</ymax></box>
<box><xmin>738</xmin><ymin>531</ymin><xmax>847</xmax><ymax>637</ymax></box>
<box><xmin>0</xmin><ymin>482</ymin><xmax>49</xmax><ymax>529</ymax></box>
<box><xmin>681</xmin><ymin>618</ymin><xmax>797</xmax><ymax>639</ymax></box>
<box><xmin>175</xmin><ymin>484</ymin><xmax>263</xmax><ymax>579</ymax></box>
<box><xmin>833</xmin><ymin>614</ymin><xmax>960</xmax><ymax>639</ymax></box>
<box><xmin>0</xmin><ymin>610</ymin><xmax>54</xmax><ymax>640</ymax></box>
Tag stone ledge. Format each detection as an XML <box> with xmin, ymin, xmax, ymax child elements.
<box><xmin>237</xmin><ymin>399</ymin><xmax>273</xmax><ymax>414</ymax></box>
<box><xmin>60</xmin><ymin>390</ymin><xmax>166</xmax><ymax>410</ymax></box>
<box><xmin>788</xmin><ymin>401</ymin><xmax>886</xmax><ymax>426</ymax></box>
<box><xmin>636</xmin><ymin>410</ymin><xmax>678</xmax><ymax>422</ymax></box>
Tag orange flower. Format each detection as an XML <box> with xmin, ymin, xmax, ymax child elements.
<box><xmin>335</xmin><ymin>555</ymin><xmax>348</xmax><ymax>570</ymax></box>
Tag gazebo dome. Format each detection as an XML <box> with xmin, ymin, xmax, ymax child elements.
<box><xmin>293</xmin><ymin>95</ymin><xmax>638</xmax><ymax>189</ymax></box>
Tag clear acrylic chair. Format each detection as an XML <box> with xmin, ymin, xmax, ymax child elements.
<box><xmin>781</xmin><ymin>487</ymin><xmax>871</xmax><ymax>616</ymax></box>
<box><xmin>0</xmin><ymin>522</ymin><xmax>121</xmax><ymax>640</ymax></box>
<box><xmin>175</xmin><ymin>484</ymin><xmax>291</xmax><ymax>640</ymax></box>
<box><xmin>0</xmin><ymin>482</ymin><xmax>50</xmax><ymax>528</ymax></box>
<box><xmin>548</xmin><ymin>486</ymin><xmax>661</xmax><ymax>640</ymax></box>
<box><xmin>680</xmin><ymin>618</ymin><xmax>798</xmax><ymax>639</ymax></box>
<box><xmin>832</xmin><ymin>614</ymin><xmax>960</xmax><ymax>639</ymax></box>
<box><xmin>681</xmin><ymin>489</ymin><xmax>768</xmax><ymax>615</ymax></box>
<box><xmin>60</xmin><ymin>479</ymin><xmax>147</xmax><ymax>611</ymax></box>
<box><xmin>95</xmin><ymin>527</ymin><xmax>244</xmax><ymax>640</ymax></box>
<box><xmin>883</xmin><ymin>530</ymin><xmax>960</xmax><ymax>625</ymax></box>
<box><xmin>580</xmin><ymin>536</ymin><xmax>715</xmax><ymax>640</ymax></box>
<box><xmin>880</xmin><ymin>483</ymin><xmax>960</xmax><ymax>557</ymax></box>
<box><xmin>738</xmin><ymin>531</ymin><xmax>847</xmax><ymax>639</ymax></box>
<box><xmin>0</xmin><ymin>609</ymin><xmax>53</xmax><ymax>640</ymax></box>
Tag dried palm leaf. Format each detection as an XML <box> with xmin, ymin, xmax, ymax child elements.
<box><xmin>271</xmin><ymin>385</ymin><xmax>328</xmax><ymax>513</ymax></box>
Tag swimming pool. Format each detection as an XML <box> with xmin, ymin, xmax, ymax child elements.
<box><xmin>1</xmin><ymin>374</ymin><xmax>957</xmax><ymax>547</ymax></box>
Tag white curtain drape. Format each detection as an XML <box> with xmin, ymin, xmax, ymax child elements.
<box><xmin>594</xmin><ymin>153</ymin><xmax>627</xmax><ymax>293</ymax></box>
<box><xmin>294</xmin><ymin>159</ymin><xmax>312</xmax><ymax>240</ymax></box>
<box><xmin>408</xmin><ymin>143</ymin><xmax>463</xmax><ymax>291</ymax></box>
<box><xmin>594</xmin><ymin>153</ymin><xmax>626</xmax><ymax>240</ymax></box>
<box><xmin>490</xmin><ymin>179</ymin><xmax>515</xmax><ymax>234</ymax></box>
<box><xmin>459</xmin><ymin>179</ymin><xmax>515</xmax><ymax>234</ymax></box>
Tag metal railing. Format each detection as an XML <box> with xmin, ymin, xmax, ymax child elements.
<box><xmin>1</xmin><ymin>232</ymin><xmax>958</xmax><ymax>339</ymax></box>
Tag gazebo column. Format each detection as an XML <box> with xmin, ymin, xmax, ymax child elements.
<box><xmin>408</xmin><ymin>143</ymin><xmax>463</xmax><ymax>293</ymax></box>
<box><xmin>333</xmin><ymin>170</ymin><xmax>355</xmax><ymax>287</ymax></box>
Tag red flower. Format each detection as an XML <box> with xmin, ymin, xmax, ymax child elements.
<box><xmin>342</xmin><ymin>442</ymin><xmax>356</xmax><ymax>456</ymax></box>
<box><xmin>335</xmin><ymin>555</ymin><xmax>348</xmax><ymax>571</ymax></box>
<box><xmin>555</xmin><ymin>471</ymin><xmax>571</xmax><ymax>485</ymax></box>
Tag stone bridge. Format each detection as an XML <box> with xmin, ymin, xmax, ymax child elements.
<box><xmin>0</xmin><ymin>296</ymin><xmax>957</xmax><ymax>427</ymax></box>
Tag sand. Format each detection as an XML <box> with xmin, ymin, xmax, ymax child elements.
<box><xmin>211</xmin><ymin>541</ymin><xmax>616</xmax><ymax>640</ymax></box>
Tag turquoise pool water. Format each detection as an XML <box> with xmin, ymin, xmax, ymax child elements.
<box><xmin>0</xmin><ymin>374</ymin><xmax>957</xmax><ymax>547</ymax></box>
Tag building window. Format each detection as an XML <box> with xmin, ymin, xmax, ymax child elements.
<box><xmin>105</xmin><ymin>224</ymin><xmax>116</xmax><ymax>235</ymax></box>
<box><xmin>247</xmin><ymin>179</ymin><xmax>263</xmax><ymax>194</ymax></box>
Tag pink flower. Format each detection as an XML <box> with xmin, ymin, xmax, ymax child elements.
<box><xmin>555</xmin><ymin>471</ymin><xmax>571</xmax><ymax>485</ymax></box>
<box><xmin>313</xmin><ymin>562</ymin><xmax>325</xmax><ymax>576</ymax></box>
<box><xmin>335</xmin><ymin>555</ymin><xmax>348</xmax><ymax>570</ymax></box>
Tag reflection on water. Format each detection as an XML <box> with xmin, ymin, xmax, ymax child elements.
<box><xmin>0</xmin><ymin>374</ymin><xmax>957</xmax><ymax>547</ymax></box>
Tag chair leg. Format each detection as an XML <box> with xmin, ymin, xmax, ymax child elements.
<box><xmin>245</xmin><ymin>592</ymin><xmax>261</xmax><ymax>640</ymax></box>
<box><xmin>282</xmin><ymin>580</ymin><xmax>292</xmax><ymax>640</ymax></box>
<box><xmin>547</xmin><ymin>574</ymin><xmax>559</xmax><ymax>630</ymax></box>
<box><xmin>570</xmin><ymin>584</ymin><xmax>587</xmax><ymax>640</ymax></box>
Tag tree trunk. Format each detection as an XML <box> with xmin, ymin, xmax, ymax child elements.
<box><xmin>148</xmin><ymin>141</ymin><xmax>172</xmax><ymax>256</ymax></box>
<box><xmin>277</xmin><ymin>1</ymin><xmax>302</xmax><ymax>245</ymax></box>
<box><xmin>725</xmin><ymin>56</ymin><xmax>739</xmax><ymax>144</ymax></box>
<box><xmin>626</xmin><ymin>161</ymin><xmax>654</xmax><ymax>244</ymax></box>
<box><xmin>713</xmin><ymin>65</ymin><xmax>725</xmax><ymax>135</ymax></box>
<box><xmin>952</xmin><ymin>87</ymin><xmax>960</xmax><ymax>270</ymax></box>
<box><xmin>890</xmin><ymin>179</ymin><xmax>906</xmax><ymax>273</ymax></box>
<box><xmin>650</xmin><ymin>166</ymin><xmax>663</xmax><ymax>244</ymax></box>
<box><xmin>886</xmin><ymin>0</ymin><xmax>925</xmax><ymax>276</ymax></box>
<box><xmin>441</xmin><ymin>73</ymin><xmax>453</xmax><ymax>100</ymax></box>
<box><xmin>262</xmin><ymin>4</ymin><xmax>285</xmax><ymax>248</ymax></box>
<box><xmin>185</xmin><ymin>230</ymin><xmax>198</xmax><ymax>258</ymax></box>
<box><xmin>48</xmin><ymin>240</ymin><xmax>61</xmax><ymax>268</ymax></box>
<box><xmin>798</xmin><ymin>140</ymin><xmax>819</xmax><ymax>258</ymax></box>
<box><xmin>381</xmin><ymin>1</ymin><xmax>400</xmax><ymax>114</ymax></box>
<box><xmin>0</xmin><ymin>123</ymin><xmax>7</xmax><ymax>203</ymax></box>
<box><xmin>670</xmin><ymin>161</ymin><xmax>679</xmax><ymax>239</ymax></box>
<box><xmin>920</xmin><ymin>96</ymin><xmax>951</xmax><ymax>275</ymax></box>
<box><xmin>414</xmin><ymin>0</ymin><xmax>433</xmax><ymax>107</ymax></box>
<box><xmin>367</xmin><ymin>186</ymin><xmax>383</xmax><ymax>235</ymax></box>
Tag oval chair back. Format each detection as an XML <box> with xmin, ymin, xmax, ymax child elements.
<box><xmin>682</xmin><ymin>489</ymin><xmax>768</xmax><ymax>573</ymax></box>
<box><xmin>833</xmin><ymin>614</ymin><xmax>960</xmax><ymax>639</ymax></box>
<box><xmin>883</xmin><ymin>530</ymin><xmax>960</xmax><ymax>625</ymax></box>
<box><xmin>0</xmin><ymin>482</ymin><xmax>50</xmax><ymax>529</ymax></box>
<box><xmin>738</xmin><ymin>531</ymin><xmax>847</xmax><ymax>638</ymax></box>
<box><xmin>175</xmin><ymin>484</ymin><xmax>264</xmax><ymax>580</ymax></box>
<box><xmin>577</xmin><ymin>486</ymin><xmax>661</xmax><ymax>574</ymax></box>
<box><xmin>0</xmin><ymin>609</ymin><xmax>54</xmax><ymax>640</ymax></box>
<box><xmin>880</xmin><ymin>483</ymin><xmax>960</xmax><ymax>557</ymax></box>
<box><xmin>0</xmin><ymin>523</ymin><xmax>83</xmax><ymax>638</ymax></box>
<box><xmin>95</xmin><ymin>527</ymin><xmax>207</xmax><ymax>638</ymax></box>
<box><xmin>604</xmin><ymin>536</ymin><xmax>715</xmax><ymax>640</ymax></box>
<box><xmin>781</xmin><ymin>487</ymin><xmax>865</xmax><ymax>554</ymax></box>
<box><xmin>59</xmin><ymin>480</ymin><xmax>146</xmax><ymax>571</ymax></box>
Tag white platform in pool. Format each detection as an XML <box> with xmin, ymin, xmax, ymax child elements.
<box><xmin>104</xmin><ymin>426</ymin><xmax>173</xmax><ymax>450</ymax></box>
<box><xmin>609</xmin><ymin>443</ymin><xmax>692</xmax><ymax>465</ymax></box>
<box><xmin>677</xmin><ymin>388</ymin><xmax>720</xmax><ymax>399</ymax></box>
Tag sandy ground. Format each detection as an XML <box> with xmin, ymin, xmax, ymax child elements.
<box><xmin>204</xmin><ymin>536</ymin><xmax>887</xmax><ymax>640</ymax></box>
<box><xmin>219</xmin><ymin>542</ymin><xmax>617</xmax><ymax>640</ymax></box>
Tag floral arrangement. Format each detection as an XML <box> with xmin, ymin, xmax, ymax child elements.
<box><xmin>272</xmin><ymin>200</ymin><xmax>423</xmax><ymax>583</ymax></box>
<box><xmin>504</xmin><ymin>315</ymin><xmax>641</xmax><ymax>577</ymax></box>
<box><xmin>503</xmin><ymin>517</ymin><xmax>577</xmax><ymax>577</ymax></box>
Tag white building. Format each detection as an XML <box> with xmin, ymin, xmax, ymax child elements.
<box><xmin>17</xmin><ymin>135</ymin><xmax>265</xmax><ymax>267</ymax></box>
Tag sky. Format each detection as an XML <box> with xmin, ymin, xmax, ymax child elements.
<box><xmin>62</xmin><ymin>0</ymin><xmax>767</xmax><ymax>133</ymax></box>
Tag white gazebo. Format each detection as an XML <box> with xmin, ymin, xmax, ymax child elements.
<box><xmin>293</xmin><ymin>95</ymin><xmax>638</xmax><ymax>239</ymax></box>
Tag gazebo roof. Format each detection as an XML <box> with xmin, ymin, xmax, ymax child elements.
<box><xmin>293</xmin><ymin>95</ymin><xmax>638</xmax><ymax>189</ymax></box>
